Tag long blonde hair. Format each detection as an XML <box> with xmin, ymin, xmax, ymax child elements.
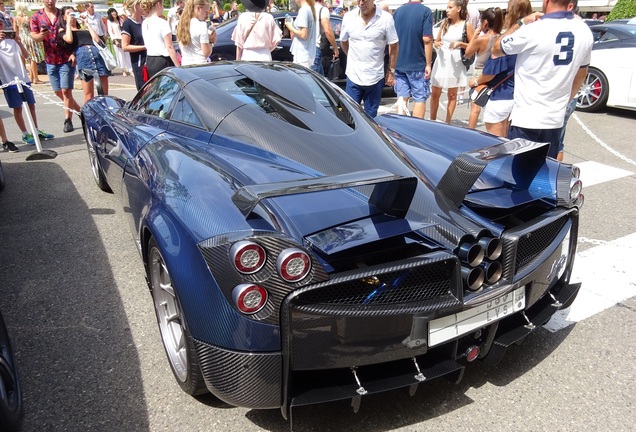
<box><xmin>504</xmin><ymin>0</ymin><xmax>533</xmax><ymax>30</ymax></box>
<box><xmin>177</xmin><ymin>0</ymin><xmax>210</xmax><ymax>45</ymax></box>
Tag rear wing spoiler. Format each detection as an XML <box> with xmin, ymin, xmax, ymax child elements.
<box><xmin>232</xmin><ymin>169</ymin><xmax>417</xmax><ymax>218</ymax></box>
<box><xmin>437</xmin><ymin>139</ymin><xmax>549</xmax><ymax>207</ymax></box>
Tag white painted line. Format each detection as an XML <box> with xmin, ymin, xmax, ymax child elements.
<box><xmin>574</xmin><ymin>160</ymin><xmax>634</xmax><ymax>188</ymax></box>
<box><xmin>572</xmin><ymin>113</ymin><xmax>636</xmax><ymax>167</ymax></box>
<box><xmin>544</xmin><ymin>232</ymin><xmax>636</xmax><ymax>332</ymax></box>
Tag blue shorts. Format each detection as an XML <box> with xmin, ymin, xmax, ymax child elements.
<box><xmin>394</xmin><ymin>70</ymin><xmax>430</xmax><ymax>103</ymax></box>
<box><xmin>508</xmin><ymin>126</ymin><xmax>562</xmax><ymax>159</ymax></box>
<box><xmin>3</xmin><ymin>84</ymin><xmax>36</xmax><ymax>109</ymax></box>
<box><xmin>76</xmin><ymin>45</ymin><xmax>111</xmax><ymax>81</ymax></box>
<box><xmin>46</xmin><ymin>62</ymin><xmax>76</xmax><ymax>92</ymax></box>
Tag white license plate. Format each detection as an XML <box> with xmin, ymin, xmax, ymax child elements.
<box><xmin>428</xmin><ymin>287</ymin><xmax>526</xmax><ymax>347</ymax></box>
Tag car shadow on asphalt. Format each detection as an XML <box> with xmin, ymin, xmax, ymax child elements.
<box><xmin>0</xmin><ymin>161</ymin><xmax>150</xmax><ymax>431</ymax></box>
<box><xmin>244</xmin><ymin>326</ymin><xmax>575</xmax><ymax>431</ymax></box>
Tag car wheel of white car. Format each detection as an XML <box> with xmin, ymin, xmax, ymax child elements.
<box><xmin>148</xmin><ymin>237</ymin><xmax>208</xmax><ymax>396</ymax></box>
<box><xmin>576</xmin><ymin>67</ymin><xmax>609</xmax><ymax>113</ymax></box>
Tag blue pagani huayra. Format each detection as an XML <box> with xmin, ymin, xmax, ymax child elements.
<box><xmin>81</xmin><ymin>62</ymin><xmax>583</xmax><ymax>418</ymax></box>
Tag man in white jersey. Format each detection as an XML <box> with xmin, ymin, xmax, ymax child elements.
<box><xmin>492</xmin><ymin>0</ymin><xmax>593</xmax><ymax>159</ymax></box>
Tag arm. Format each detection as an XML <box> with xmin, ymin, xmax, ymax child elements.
<box><xmin>85</xmin><ymin>22</ymin><xmax>103</xmax><ymax>44</ymax></box>
<box><xmin>492</xmin><ymin>12</ymin><xmax>543</xmax><ymax>58</ymax></box>
<box><xmin>340</xmin><ymin>39</ymin><xmax>348</xmax><ymax>56</ymax></box>
<box><xmin>164</xmin><ymin>33</ymin><xmax>180</xmax><ymax>66</ymax></box>
<box><xmin>322</xmin><ymin>16</ymin><xmax>339</xmax><ymax>58</ymax></box>
<box><xmin>468</xmin><ymin>72</ymin><xmax>496</xmax><ymax>89</ymax></box>
<box><xmin>385</xmin><ymin>41</ymin><xmax>398</xmax><ymax>86</ymax></box>
<box><xmin>30</xmin><ymin>18</ymin><xmax>50</xmax><ymax>43</ymax></box>
<box><xmin>462</xmin><ymin>32</ymin><xmax>484</xmax><ymax>57</ymax></box>
<box><xmin>570</xmin><ymin>66</ymin><xmax>588</xmax><ymax>100</ymax></box>
<box><xmin>122</xmin><ymin>32</ymin><xmax>146</xmax><ymax>53</ymax></box>
<box><xmin>286</xmin><ymin>22</ymin><xmax>308</xmax><ymax>40</ymax></box>
<box><xmin>423</xmin><ymin>36</ymin><xmax>432</xmax><ymax>79</ymax></box>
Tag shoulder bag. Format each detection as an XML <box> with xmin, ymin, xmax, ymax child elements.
<box><xmin>94</xmin><ymin>40</ymin><xmax>117</xmax><ymax>71</ymax></box>
<box><xmin>469</xmin><ymin>72</ymin><xmax>514</xmax><ymax>107</ymax></box>
<box><xmin>460</xmin><ymin>21</ymin><xmax>475</xmax><ymax>70</ymax></box>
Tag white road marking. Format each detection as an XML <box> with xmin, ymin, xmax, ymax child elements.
<box><xmin>572</xmin><ymin>113</ymin><xmax>636</xmax><ymax>167</ymax></box>
<box><xmin>544</xmin><ymin>232</ymin><xmax>636</xmax><ymax>332</ymax></box>
<box><xmin>574</xmin><ymin>160</ymin><xmax>634</xmax><ymax>187</ymax></box>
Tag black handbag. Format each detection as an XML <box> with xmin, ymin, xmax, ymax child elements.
<box><xmin>318</xmin><ymin>7</ymin><xmax>331</xmax><ymax>55</ymax></box>
<box><xmin>328</xmin><ymin>57</ymin><xmax>342</xmax><ymax>81</ymax></box>
<box><xmin>460</xmin><ymin>21</ymin><xmax>475</xmax><ymax>70</ymax></box>
<box><xmin>469</xmin><ymin>85</ymin><xmax>493</xmax><ymax>107</ymax></box>
<box><xmin>468</xmin><ymin>72</ymin><xmax>514</xmax><ymax>107</ymax></box>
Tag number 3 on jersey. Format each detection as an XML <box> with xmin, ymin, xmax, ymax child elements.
<box><xmin>554</xmin><ymin>31</ymin><xmax>575</xmax><ymax>66</ymax></box>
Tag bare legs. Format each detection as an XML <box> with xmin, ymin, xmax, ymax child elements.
<box><xmin>54</xmin><ymin>88</ymin><xmax>81</xmax><ymax>122</ymax></box>
<box><xmin>429</xmin><ymin>86</ymin><xmax>459</xmax><ymax>123</ymax></box>
<box><xmin>81</xmin><ymin>77</ymin><xmax>109</xmax><ymax>104</ymax></box>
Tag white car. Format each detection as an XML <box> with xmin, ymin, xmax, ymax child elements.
<box><xmin>577</xmin><ymin>23</ymin><xmax>636</xmax><ymax>112</ymax></box>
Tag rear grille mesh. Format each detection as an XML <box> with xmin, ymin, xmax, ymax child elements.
<box><xmin>294</xmin><ymin>261</ymin><xmax>453</xmax><ymax>306</ymax></box>
<box><xmin>515</xmin><ymin>216</ymin><xmax>568</xmax><ymax>271</ymax></box>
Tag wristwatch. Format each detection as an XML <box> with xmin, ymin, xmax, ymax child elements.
<box><xmin>389</xmin><ymin>68</ymin><xmax>395</xmax><ymax>73</ymax></box>
<box><xmin>517</xmin><ymin>19</ymin><xmax>524</xmax><ymax>27</ymax></box>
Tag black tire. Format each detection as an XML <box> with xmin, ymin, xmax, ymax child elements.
<box><xmin>0</xmin><ymin>311</ymin><xmax>23</xmax><ymax>432</ymax></box>
<box><xmin>576</xmin><ymin>67</ymin><xmax>609</xmax><ymax>113</ymax></box>
<box><xmin>147</xmin><ymin>237</ymin><xmax>208</xmax><ymax>396</ymax></box>
<box><xmin>82</xmin><ymin>121</ymin><xmax>112</xmax><ymax>193</ymax></box>
<box><xmin>0</xmin><ymin>160</ymin><xmax>6</xmax><ymax>192</ymax></box>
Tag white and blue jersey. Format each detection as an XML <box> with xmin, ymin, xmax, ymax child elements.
<box><xmin>500</xmin><ymin>11</ymin><xmax>593</xmax><ymax>129</ymax></box>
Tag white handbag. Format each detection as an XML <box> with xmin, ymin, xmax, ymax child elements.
<box><xmin>94</xmin><ymin>41</ymin><xmax>117</xmax><ymax>71</ymax></box>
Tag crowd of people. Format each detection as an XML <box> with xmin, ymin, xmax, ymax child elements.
<box><xmin>0</xmin><ymin>0</ymin><xmax>594</xmax><ymax>162</ymax></box>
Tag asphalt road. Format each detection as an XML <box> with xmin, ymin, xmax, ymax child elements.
<box><xmin>0</xmin><ymin>72</ymin><xmax>635</xmax><ymax>431</ymax></box>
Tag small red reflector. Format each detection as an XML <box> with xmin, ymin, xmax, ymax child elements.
<box><xmin>466</xmin><ymin>345</ymin><xmax>480</xmax><ymax>362</ymax></box>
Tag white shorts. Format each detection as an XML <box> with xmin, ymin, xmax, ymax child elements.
<box><xmin>483</xmin><ymin>99</ymin><xmax>514</xmax><ymax>124</ymax></box>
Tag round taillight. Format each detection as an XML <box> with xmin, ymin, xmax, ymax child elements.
<box><xmin>570</xmin><ymin>178</ymin><xmax>583</xmax><ymax>201</ymax></box>
<box><xmin>232</xmin><ymin>284</ymin><xmax>268</xmax><ymax>314</ymax></box>
<box><xmin>277</xmin><ymin>248</ymin><xmax>311</xmax><ymax>282</ymax></box>
<box><xmin>230</xmin><ymin>241</ymin><xmax>266</xmax><ymax>274</ymax></box>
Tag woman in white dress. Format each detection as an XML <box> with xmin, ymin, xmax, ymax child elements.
<box><xmin>231</xmin><ymin>0</ymin><xmax>282</xmax><ymax>61</ymax></box>
<box><xmin>107</xmin><ymin>8</ymin><xmax>133</xmax><ymax>76</ymax></box>
<box><xmin>430</xmin><ymin>0</ymin><xmax>474</xmax><ymax>124</ymax></box>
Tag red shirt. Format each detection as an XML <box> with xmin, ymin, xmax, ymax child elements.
<box><xmin>30</xmin><ymin>9</ymin><xmax>72</xmax><ymax>65</ymax></box>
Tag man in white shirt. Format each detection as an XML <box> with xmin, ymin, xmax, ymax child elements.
<box><xmin>492</xmin><ymin>0</ymin><xmax>593</xmax><ymax>159</ymax></box>
<box><xmin>82</xmin><ymin>2</ymin><xmax>107</xmax><ymax>43</ymax></box>
<box><xmin>340</xmin><ymin>0</ymin><xmax>398</xmax><ymax>118</ymax></box>
<box><xmin>312</xmin><ymin>0</ymin><xmax>339</xmax><ymax>75</ymax></box>
<box><xmin>168</xmin><ymin>0</ymin><xmax>185</xmax><ymax>41</ymax></box>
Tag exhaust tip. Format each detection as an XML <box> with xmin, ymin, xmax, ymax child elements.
<box><xmin>462</xmin><ymin>266</ymin><xmax>485</xmax><ymax>292</ymax></box>
<box><xmin>458</xmin><ymin>242</ymin><xmax>485</xmax><ymax>267</ymax></box>
<box><xmin>482</xmin><ymin>261</ymin><xmax>503</xmax><ymax>285</ymax></box>
<box><xmin>479</xmin><ymin>237</ymin><xmax>502</xmax><ymax>260</ymax></box>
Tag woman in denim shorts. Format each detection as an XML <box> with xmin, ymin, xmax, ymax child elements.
<box><xmin>58</xmin><ymin>6</ymin><xmax>110</xmax><ymax>103</ymax></box>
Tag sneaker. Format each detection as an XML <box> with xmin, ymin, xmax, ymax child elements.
<box><xmin>2</xmin><ymin>141</ymin><xmax>19</xmax><ymax>153</ymax></box>
<box><xmin>22</xmin><ymin>133</ymin><xmax>35</xmax><ymax>145</ymax></box>
<box><xmin>63</xmin><ymin>119</ymin><xmax>74</xmax><ymax>133</ymax></box>
<box><xmin>38</xmin><ymin>129</ymin><xmax>55</xmax><ymax>140</ymax></box>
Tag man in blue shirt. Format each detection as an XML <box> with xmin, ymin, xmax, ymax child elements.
<box><xmin>392</xmin><ymin>0</ymin><xmax>433</xmax><ymax>118</ymax></box>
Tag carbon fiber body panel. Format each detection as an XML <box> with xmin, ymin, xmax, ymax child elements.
<box><xmin>195</xmin><ymin>340</ymin><xmax>282</xmax><ymax>409</ymax></box>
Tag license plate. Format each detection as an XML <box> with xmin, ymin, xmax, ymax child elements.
<box><xmin>428</xmin><ymin>287</ymin><xmax>526</xmax><ymax>347</ymax></box>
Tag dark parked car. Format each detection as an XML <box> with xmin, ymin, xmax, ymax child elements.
<box><xmin>211</xmin><ymin>13</ymin><xmax>348</xmax><ymax>81</ymax></box>
<box><xmin>80</xmin><ymin>62</ymin><xmax>583</xmax><ymax>418</ymax></box>
<box><xmin>576</xmin><ymin>23</ymin><xmax>636</xmax><ymax>112</ymax></box>
<box><xmin>0</xmin><ymin>309</ymin><xmax>22</xmax><ymax>431</ymax></box>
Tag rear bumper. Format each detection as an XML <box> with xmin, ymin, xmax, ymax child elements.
<box><xmin>193</xmin><ymin>276</ymin><xmax>580</xmax><ymax>412</ymax></box>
